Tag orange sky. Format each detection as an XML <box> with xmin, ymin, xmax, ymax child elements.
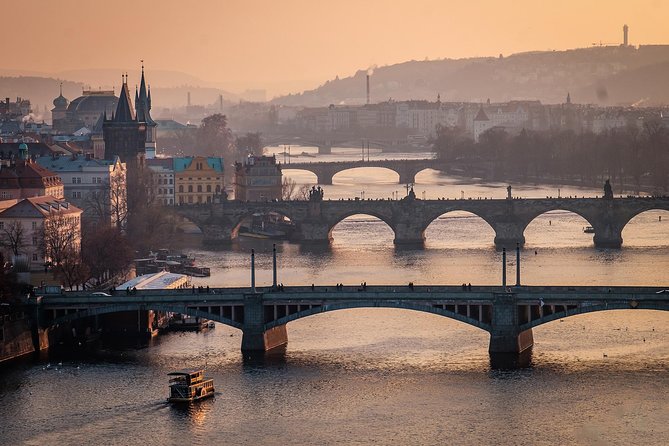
<box><xmin>4</xmin><ymin>0</ymin><xmax>669</xmax><ymax>95</ymax></box>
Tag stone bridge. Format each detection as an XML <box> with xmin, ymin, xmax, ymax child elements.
<box><xmin>281</xmin><ymin>158</ymin><xmax>435</xmax><ymax>185</ymax></box>
<box><xmin>175</xmin><ymin>197</ymin><xmax>669</xmax><ymax>248</ymax></box>
<box><xmin>27</xmin><ymin>285</ymin><xmax>669</xmax><ymax>363</ymax></box>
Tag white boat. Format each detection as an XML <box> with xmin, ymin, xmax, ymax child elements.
<box><xmin>167</xmin><ymin>369</ymin><xmax>215</xmax><ymax>403</ymax></box>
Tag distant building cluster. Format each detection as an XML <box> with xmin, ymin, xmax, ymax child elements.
<box><xmin>289</xmin><ymin>95</ymin><xmax>668</xmax><ymax>142</ymax></box>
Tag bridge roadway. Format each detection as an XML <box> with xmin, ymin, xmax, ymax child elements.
<box><xmin>177</xmin><ymin>196</ymin><xmax>669</xmax><ymax>248</ymax></box>
<box><xmin>281</xmin><ymin>158</ymin><xmax>435</xmax><ymax>185</ymax></box>
<box><xmin>30</xmin><ymin>285</ymin><xmax>669</xmax><ymax>360</ymax></box>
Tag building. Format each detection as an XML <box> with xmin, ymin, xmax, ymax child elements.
<box><xmin>234</xmin><ymin>154</ymin><xmax>282</xmax><ymax>201</ymax></box>
<box><xmin>52</xmin><ymin>88</ymin><xmax>117</xmax><ymax>134</ymax></box>
<box><xmin>103</xmin><ymin>70</ymin><xmax>153</xmax><ymax>212</ymax></box>
<box><xmin>35</xmin><ymin>153</ymin><xmax>127</xmax><ymax>227</ymax></box>
<box><xmin>147</xmin><ymin>157</ymin><xmax>175</xmax><ymax>206</ymax></box>
<box><xmin>105</xmin><ymin>271</ymin><xmax>188</xmax><ymax>337</ymax></box>
<box><xmin>0</xmin><ymin>144</ymin><xmax>64</xmax><ymax>200</ymax></box>
<box><xmin>0</xmin><ymin>97</ymin><xmax>31</xmax><ymax>120</ymax></box>
<box><xmin>174</xmin><ymin>156</ymin><xmax>224</xmax><ymax>205</ymax></box>
<box><xmin>0</xmin><ymin>196</ymin><xmax>82</xmax><ymax>271</ymax></box>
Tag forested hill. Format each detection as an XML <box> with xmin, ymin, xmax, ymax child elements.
<box><xmin>274</xmin><ymin>45</ymin><xmax>669</xmax><ymax>106</ymax></box>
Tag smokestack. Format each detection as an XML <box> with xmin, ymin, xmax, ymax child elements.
<box><xmin>219</xmin><ymin>94</ymin><xmax>223</xmax><ymax>112</ymax></box>
<box><xmin>187</xmin><ymin>91</ymin><xmax>191</xmax><ymax>107</ymax></box>
<box><xmin>366</xmin><ymin>74</ymin><xmax>370</xmax><ymax>105</ymax></box>
<box><xmin>623</xmin><ymin>24</ymin><xmax>629</xmax><ymax>46</ymax></box>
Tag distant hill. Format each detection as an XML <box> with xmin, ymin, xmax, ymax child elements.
<box><xmin>274</xmin><ymin>45</ymin><xmax>669</xmax><ymax>106</ymax></box>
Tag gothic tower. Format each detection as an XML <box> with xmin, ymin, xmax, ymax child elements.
<box><xmin>135</xmin><ymin>64</ymin><xmax>157</xmax><ymax>159</ymax></box>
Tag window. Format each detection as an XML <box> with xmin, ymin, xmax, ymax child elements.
<box><xmin>72</xmin><ymin>191</ymin><xmax>82</xmax><ymax>199</ymax></box>
<box><xmin>0</xmin><ymin>191</ymin><xmax>9</xmax><ymax>199</ymax></box>
<box><xmin>188</xmin><ymin>196</ymin><xmax>193</xmax><ymax>203</ymax></box>
<box><xmin>178</xmin><ymin>185</ymin><xmax>183</xmax><ymax>193</ymax></box>
<box><xmin>32</xmin><ymin>237</ymin><xmax>38</xmax><ymax>245</ymax></box>
<box><xmin>32</xmin><ymin>221</ymin><xmax>37</xmax><ymax>229</ymax></box>
<box><xmin>72</xmin><ymin>177</ymin><xmax>82</xmax><ymax>184</ymax></box>
<box><xmin>206</xmin><ymin>185</ymin><xmax>211</xmax><ymax>193</ymax></box>
<box><xmin>169</xmin><ymin>198</ymin><xmax>173</xmax><ymax>204</ymax></box>
<box><xmin>188</xmin><ymin>185</ymin><xmax>193</xmax><ymax>193</ymax></box>
<box><xmin>169</xmin><ymin>179</ymin><xmax>173</xmax><ymax>184</ymax></box>
<box><xmin>169</xmin><ymin>189</ymin><xmax>173</xmax><ymax>194</ymax></box>
<box><xmin>32</xmin><ymin>253</ymin><xmax>38</xmax><ymax>261</ymax></box>
<box><xmin>92</xmin><ymin>177</ymin><xmax>102</xmax><ymax>184</ymax></box>
<box><xmin>197</xmin><ymin>185</ymin><xmax>202</xmax><ymax>193</ymax></box>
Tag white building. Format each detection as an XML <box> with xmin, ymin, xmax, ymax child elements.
<box><xmin>0</xmin><ymin>196</ymin><xmax>82</xmax><ymax>271</ymax></box>
<box><xmin>147</xmin><ymin>158</ymin><xmax>175</xmax><ymax>206</ymax></box>
<box><xmin>35</xmin><ymin>154</ymin><xmax>126</xmax><ymax>227</ymax></box>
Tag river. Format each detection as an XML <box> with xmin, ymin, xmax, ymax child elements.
<box><xmin>0</xmin><ymin>146</ymin><xmax>667</xmax><ymax>445</ymax></box>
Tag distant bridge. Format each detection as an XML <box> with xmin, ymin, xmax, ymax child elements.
<box><xmin>176</xmin><ymin>197</ymin><xmax>669</xmax><ymax>248</ymax></box>
<box><xmin>29</xmin><ymin>285</ymin><xmax>669</xmax><ymax>360</ymax></box>
<box><xmin>282</xmin><ymin>158</ymin><xmax>435</xmax><ymax>185</ymax></box>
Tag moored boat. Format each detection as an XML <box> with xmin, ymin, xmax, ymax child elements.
<box><xmin>167</xmin><ymin>369</ymin><xmax>215</xmax><ymax>403</ymax></box>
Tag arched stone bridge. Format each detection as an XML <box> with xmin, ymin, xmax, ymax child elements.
<box><xmin>29</xmin><ymin>285</ymin><xmax>669</xmax><ymax>361</ymax></box>
<box><xmin>176</xmin><ymin>197</ymin><xmax>669</xmax><ymax>248</ymax></box>
<box><xmin>281</xmin><ymin>158</ymin><xmax>435</xmax><ymax>185</ymax></box>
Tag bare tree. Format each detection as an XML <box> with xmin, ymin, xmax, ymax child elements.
<box><xmin>83</xmin><ymin>169</ymin><xmax>128</xmax><ymax>229</ymax></box>
<box><xmin>281</xmin><ymin>176</ymin><xmax>297</xmax><ymax>200</ymax></box>
<box><xmin>39</xmin><ymin>214</ymin><xmax>80</xmax><ymax>269</ymax></box>
<box><xmin>0</xmin><ymin>221</ymin><xmax>25</xmax><ymax>257</ymax></box>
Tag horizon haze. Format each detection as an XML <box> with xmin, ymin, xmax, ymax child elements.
<box><xmin>2</xmin><ymin>0</ymin><xmax>669</xmax><ymax>97</ymax></box>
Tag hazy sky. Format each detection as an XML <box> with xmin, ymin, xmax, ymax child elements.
<box><xmin>5</xmin><ymin>0</ymin><xmax>669</xmax><ymax>95</ymax></box>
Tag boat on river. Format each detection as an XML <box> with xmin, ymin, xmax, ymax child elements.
<box><xmin>583</xmin><ymin>226</ymin><xmax>595</xmax><ymax>233</ymax></box>
<box><xmin>167</xmin><ymin>369</ymin><xmax>215</xmax><ymax>403</ymax></box>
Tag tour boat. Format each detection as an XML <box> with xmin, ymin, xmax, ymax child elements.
<box><xmin>583</xmin><ymin>226</ymin><xmax>595</xmax><ymax>233</ymax></box>
<box><xmin>167</xmin><ymin>369</ymin><xmax>215</xmax><ymax>403</ymax></box>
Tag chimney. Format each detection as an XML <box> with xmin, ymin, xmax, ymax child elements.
<box><xmin>187</xmin><ymin>92</ymin><xmax>191</xmax><ymax>107</ymax></box>
<box><xmin>366</xmin><ymin>74</ymin><xmax>370</xmax><ymax>105</ymax></box>
<box><xmin>623</xmin><ymin>24</ymin><xmax>629</xmax><ymax>46</ymax></box>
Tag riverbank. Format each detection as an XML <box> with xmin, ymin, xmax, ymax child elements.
<box><xmin>438</xmin><ymin>163</ymin><xmax>665</xmax><ymax>196</ymax></box>
<box><xmin>0</xmin><ymin>312</ymin><xmax>49</xmax><ymax>364</ymax></box>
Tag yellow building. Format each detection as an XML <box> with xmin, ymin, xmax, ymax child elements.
<box><xmin>174</xmin><ymin>156</ymin><xmax>224</xmax><ymax>205</ymax></box>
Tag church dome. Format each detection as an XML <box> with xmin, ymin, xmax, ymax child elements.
<box><xmin>53</xmin><ymin>93</ymin><xmax>68</xmax><ymax>108</ymax></box>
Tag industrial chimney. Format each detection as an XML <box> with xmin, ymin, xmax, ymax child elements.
<box><xmin>366</xmin><ymin>74</ymin><xmax>370</xmax><ymax>105</ymax></box>
<box><xmin>187</xmin><ymin>91</ymin><xmax>191</xmax><ymax>107</ymax></box>
<box><xmin>623</xmin><ymin>24</ymin><xmax>629</xmax><ymax>46</ymax></box>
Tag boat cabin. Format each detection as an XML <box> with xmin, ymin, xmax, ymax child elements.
<box><xmin>167</xmin><ymin>369</ymin><xmax>215</xmax><ymax>402</ymax></box>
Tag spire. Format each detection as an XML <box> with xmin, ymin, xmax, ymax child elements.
<box><xmin>113</xmin><ymin>73</ymin><xmax>136</xmax><ymax>122</ymax></box>
<box><xmin>135</xmin><ymin>61</ymin><xmax>155</xmax><ymax>125</ymax></box>
<box><xmin>59</xmin><ymin>82</ymin><xmax>63</xmax><ymax>96</ymax></box>
<box><xmin>566</xmin><ymin>92</ymin><xmax>571</xmax><ymax>105</ymax></box>
<box><xmin>147</xmin><ymin>85</ymin><xmax>152</xmax><ymax>109</ymax></box>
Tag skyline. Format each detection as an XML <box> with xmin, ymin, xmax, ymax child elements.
<box><xmin>2</xmin><ymin>0</ymin><xmax>669</xmax><ymax>97</ymax></box>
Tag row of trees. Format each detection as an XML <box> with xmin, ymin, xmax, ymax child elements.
<box><xmin>159</xmin><ymin>113</ymin><xmax>263</xmax><ymax>163</ymax></box>
<box><xmin>432</xmin><ymin>121</ymin><xmax>669</xmax><ymax>193</ymax></box>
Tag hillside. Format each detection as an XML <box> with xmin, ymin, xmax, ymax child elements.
<box><xmin>274</xmin><ymin>45</ymin><xmax>669</xmax><ymax>106</ymax></box>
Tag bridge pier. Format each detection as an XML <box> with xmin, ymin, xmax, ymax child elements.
<box><xmin>489</xmin><ymin>296</ymin><xmax>533</xmax><ymax>367</ymax></box>
<box><xmin>316</xmin><ymin>173</ymin><xmax>334</xmax><ymax>185</ymax></box>
<box><xmin>241</xmin><ymin>293</ymin><xmax>288</xmax><ymax>352</ymax></box>
<box><xmin>393</xmin><ymin>224</ymin><xmax>425</xmax><ymax>246</ymax></box>
<box><xmin>398</xmin><ymin>172</ymin><xmax>417</xmax><ymax>185</ymax></box>
<box><xmin>592</xmin><ymin>226</ymin><xmax>623</xmax><ymax>249</ymax></box>
<box><xmin>492</xmin><ymin>222</ymin><xmax>526</xmax><ymax>249</ymax></box>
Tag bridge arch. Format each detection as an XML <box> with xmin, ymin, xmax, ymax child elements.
<box><xmin>523</xmin><ymin>208</ymin><xmax>596</xmax><ymax>247</ymax></box>
<box><xmin>45</xmin><ymin>303</ymin><xmax>243</xmax><ymax>330</ymax></box>
<box><xmin>327</xmin><ymin>211</ymin><xmax>396</xmax><ymax>243</ymax></box>
<box><xmin>423</xmin><ymin>210</ymin><xmax>497</xmax><ymax>248</ymax></box>
<box><xmin>331</xmin><ymin>166</ymin><xmax>400</xmax><ymax>184</ymax></box>
<box><xmin>620</xmin><ymin>208</ymin><xmax>669</xmax><ymax>246</ymax></box>
<box><xmin>264</xmin><ymin>301</ymin><xmax>492</xmax><ymax>332</ymax></box>
<box><xmin>281</xmin><ymin>168</ymin><xmax>318</xmax><ymax>185</ymax></box>
<box><xmin>520</xmin><ymin>303</ymin><xmax>669</xmax><ymax>331</ymax></box>
<box><xmin>229</xmin><ymin>208</ymin><xmax>297</xmax><ymax>240</ymax></box>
